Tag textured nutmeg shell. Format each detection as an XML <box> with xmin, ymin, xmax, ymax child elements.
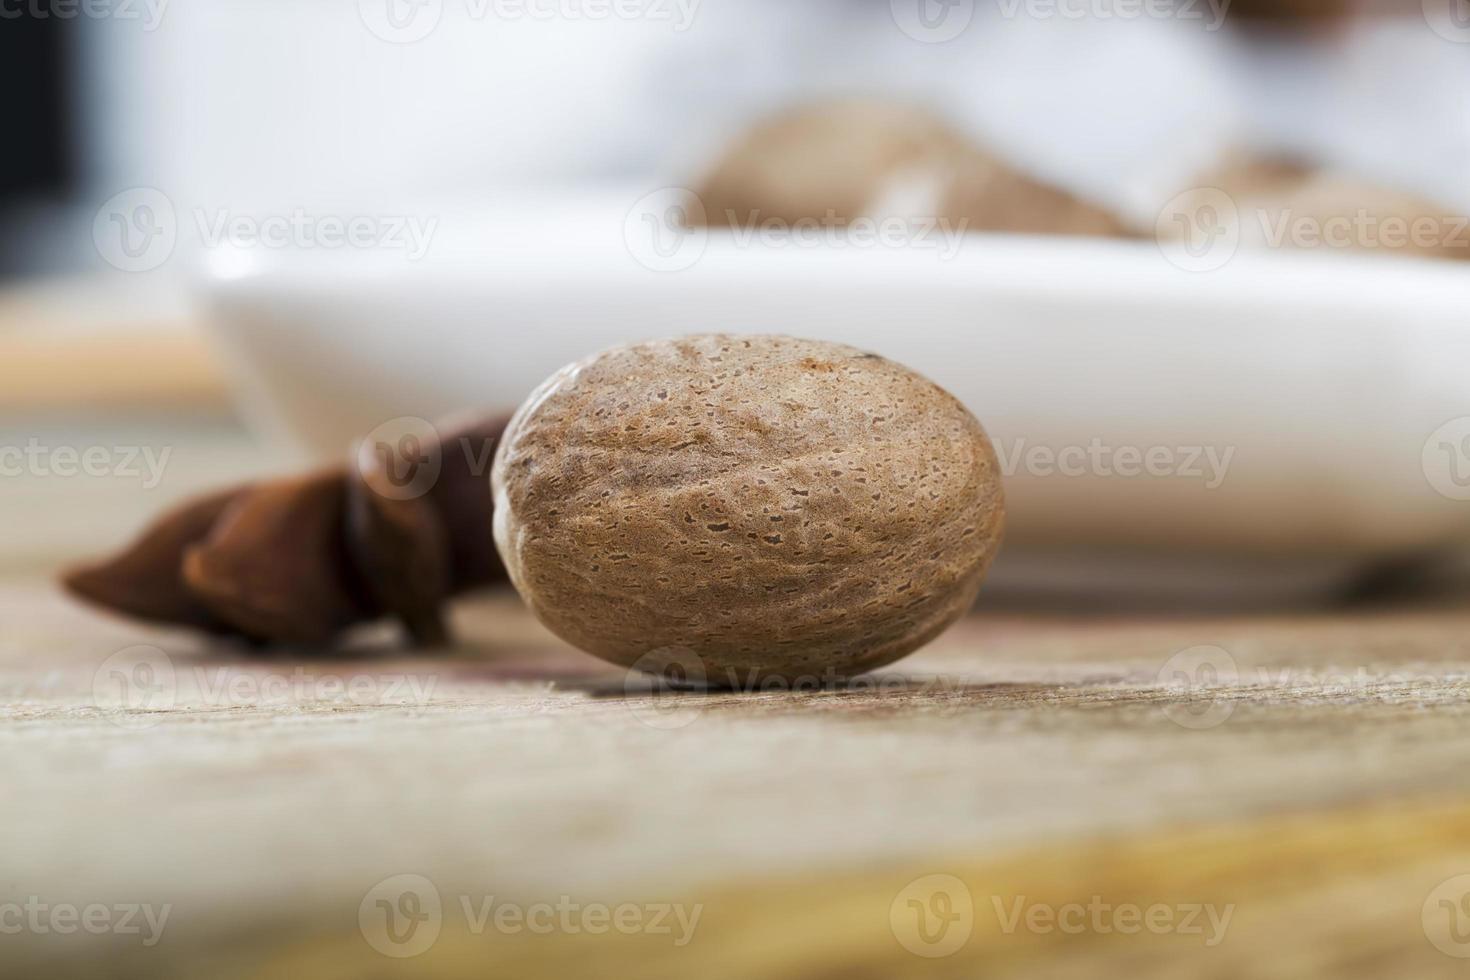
<box><xmin>492</xmin><ymin>334</ymin><xmax>1005</xmax><ymax>682</ymax></box>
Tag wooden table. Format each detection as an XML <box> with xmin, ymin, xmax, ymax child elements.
<box><xmin>3</xmin><ymin>321</ymin><xmax>1470</xmax><ymax>978</ymax></box>
<box><xmin>6</xmin><ymin>576</ymin><xmax>1470</xmax><ymax>978</ymax></box>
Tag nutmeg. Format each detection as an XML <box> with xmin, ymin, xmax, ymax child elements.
<box><xmin>1181</xmin><ymin>153</ymin><xmax>1470</xmax><ymax>262</ymax></box>
<box><xmin>491</xmin><ymin>335</ymin><xmax>1005</xmax><ymax>683</ymax></box>
<box><xmin>695</xmin><ymin>100</ymin><xmax>1130</xmax><ymax>239</ymax></box>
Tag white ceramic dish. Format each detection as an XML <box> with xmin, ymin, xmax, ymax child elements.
<box><xmin>199</xmin><ymin>191</ymin><xmax>1470</xmax><ymax>604</ymax></box>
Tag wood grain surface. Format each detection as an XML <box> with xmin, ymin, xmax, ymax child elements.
<box><xmin>4</xmin><ymin>580</ymin><xmax>1470</xmax><ymax>978</ymax></box>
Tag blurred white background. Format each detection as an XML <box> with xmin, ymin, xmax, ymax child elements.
<box><xmin>4</xmin><ymin>0</ymin><xmax>1470</xmax><ymax>599</ymax></box>
<box><xmin>15</xmin><ymin>0</ymin><xmax>1465</xmax><ymax>288</ymax></box>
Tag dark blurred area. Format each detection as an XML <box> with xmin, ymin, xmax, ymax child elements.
<box><xmin>0</xmin><ymin>13</ymin><xmax>72</xmax><ymax>198</ymax></box>
<box><xmin>0</xmin><ymin>11</ymin><xmax>74</xmax><ymax>276</ymax></box>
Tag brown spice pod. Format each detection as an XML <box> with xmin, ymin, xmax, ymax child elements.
<box><xmin>422</xmin><ymin>413</ymin><xmax>510</xmax><ymax>591</ymax></box>
<box><xmin>182</xmin><ymin>470</ymin><xmax>372</xmax><ymax>646</ymax></box>
<box><xmin>61</xmin><ymin>413</ymin><xmax>512</xmax><ymax>649</ymax></box>
<box><xmin>61</xmin><ymin>485</ymin><xmax>249</xmax><ymax>632</ymax></box>
<box><xmin>346</xmin><ymin>443</ymin><xmax>454</xmax><ymax>647</ymax></box>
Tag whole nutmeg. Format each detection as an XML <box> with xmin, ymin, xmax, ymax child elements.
<box><xmin>491</xmin><ymin>335</ymin><xmax>1004</xmax><ymax>683</ymax></box>
<box><xmin>695</xmin><ymin>100</ymin><xmax>1131</xmax><ymax>239</ymax></box>
<box><xmin>1179</xmin><ymin>153</ymin><xmax>1470</xmax><ymax>263</ymax></box>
